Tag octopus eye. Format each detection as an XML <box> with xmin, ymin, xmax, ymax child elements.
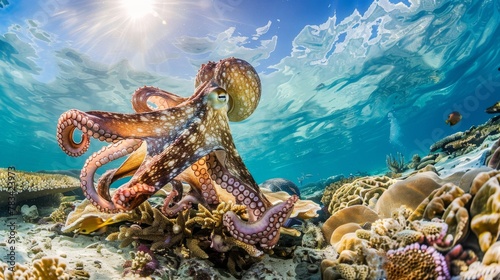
<box><xmin>217</xmin><ymin>93</ymin><xmax>227</xmax><ymax>102</ymax></box>
<box><xmin>207</xmin><ymin>88</ymin><xmax>229</xmax><ymax>110</ymax></box>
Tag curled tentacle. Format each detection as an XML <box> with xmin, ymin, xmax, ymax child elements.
<box><xmin>81</xmin><ymin>139</ymin><xmax>142</xmax><ymax>212</ymax></box>
<box><xmin>56</xmin><ymin>110</ymin><xmax>92</xmax><ymax>157</ymax></box>
<box><xmin>162</xmin><ymin>191</ymin><xmax>202</xmax><ymax>218</ymax></box>
<box><xmin>223</xmin><ymin>195</ymin><xmax>298</xmax><ymax>249</ymax></box>
<box><xmin>132</xmin><ymin>86</ymin><xmax>187</xmax><ymax>113</ymax></box>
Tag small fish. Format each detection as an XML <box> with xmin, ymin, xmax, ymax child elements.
<box><xmin>486</xmin><ymin>101</ymin><xmax>500</xmax><ymax>114</ymax></box>
<box><xmin>445</xmin><ymin>111</ymin><xmax>462</xmax><ymax>126</ymax></box>
<box><xmin>76</xmin><ymin>216</ymin><xmax>115</xmax><ymax>234</ymax></box>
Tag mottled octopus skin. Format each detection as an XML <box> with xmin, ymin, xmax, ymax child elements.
<box><xmin>56</xmin><ymin>57</ymin><xmax>295</xmax><ymax>249</ymax></box>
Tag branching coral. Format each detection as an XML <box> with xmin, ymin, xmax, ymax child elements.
<box><xmin>386</xmin><ymin>152</ymin><xmax>407</xmax><ymax>174</ymax></box>
<box><xmin>0</xmin><ymin>257</ymin><xmax>70</xmax><ymax>280</ymax></box>
<box><xmin>188</xmin><ymin>201</ymin><xmax>246</xmax><ymax>230</ymax></box>
<box><xmin>106</xmin><ymin>206</ymin><xmax>184</xmax><ymax>250</ymax></box>
<box><xmin>123</xmin><ymin>244</ymin><xmax>159</xmax><ymax>277</ymax></box>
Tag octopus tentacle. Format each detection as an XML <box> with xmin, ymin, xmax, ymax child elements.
<box><xmin>162</xmin><ymin>193</ymin><xmax>202</xmax><ymax>218</ymax></box>
<box><xmin>95</xmin><ymin>141</ymin><xmax>147</xmax><ymax>200</ymax></box>
<box><xmin>206</xmin><ymin>152</ymin><xmax>270</xmax><ymax>222</ymax></box>
<box><xmin>80</xmin><ymin>139</ymin><xmax>142</xmax><ymax>212</ymax></box>
<box><xmin>132</xmin><ymin>86</ymin><xmax>187</xmax><ymax>113</ymax></box>
<box><xmin>56</xmin><ymin>110</ymin><xmax>92</xmax><ymax>157</ymax></box>
<box><xmin>223</xmin><ymin>195</ymin><xmax>298</xmax><ymax>249</ymax></box>
<box><xmin>57</xmin><ymin>81</ymin><xmax>210</xmax><ymax>153</ymax></box>
<box><xmin>110</xmin><ymin>120</ymin><xmax>215</xmax><ymax>209</ymax></box>
<box><xmin>161</xmin><ymin>189</ymin><xmax>178</xmax><ymax>216</ymax></box>
<box><xmin>175</xmin><ymin>156</ymin><xmax>221</xmax><ymax>206</ymax></box>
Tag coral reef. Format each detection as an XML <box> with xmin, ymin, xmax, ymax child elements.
<box><xmin>486</xmin><ymin>137</ymin><xmax>500</xmax><ymax>169</ymax></box>
<box><xmin>301</xmin><ymin>221</ymin><xmax>327</xmax><ymax>249</ymax></box>
<box><xmin>123</xmin><ymin>244</ymin><xmax>159</xmax><ymax>277</ymax></box>
<box><xmin>430</xmin><ymin>116</ymin><xmax>500</xmax><ymax>156</ymax></box>
<box><xmin>408</xmin><ymin>182</ymin><xmax>471</xmax><ymax>249</ymax></box>
<box><xmin>49</xmin><ymin>201</ymin><xmax>75</xmax><ymax>223</ymax></box>
<box><xmin>327</xmin><ymin>176</ymin><xmax>395</xmax><ymax>215</ymax></box>
<box><xmin>460</xmin><ymin>241</ymin><xmax>500</xmax><ymax>279</ymax></box>
<box><xmin>0</xmin><ymin>168</ymin><xmax>79</xmax><ymax>206</ymax></box>
<box><xmin>0</xmin><ymin>257</ymin><xmax>70</xmax><ymax>280</ymax></box>
<box><xmin>386</xmin><ymin>152</ymin><xmax>407</xmax><ymax>175</ymax></box>
<box><xmin>385</xmin><ymin>243</ymin><xmax>449</xmax><ymax>280</ymax></box>
<box><xmin>430</xmin><ymin>132</ymin><xmax>464</xmax><ymax>152</ymax></box>
<box><xmin>321</xmin><ymin>176</ymin><xmax>359</xmax><ymax>209</ymax></box>
<box><xmin>470</xmin><ymin>173</ymin><xmax>500</xmax><ymax>252</ymax></box>
<box><xmin>321</xmin><ymin>205</ymin><xmax>379</xmax><ymax>246</ymax></box>
<box><xmin>375</xmin><ymin>171</ymin><xmax>443</xmax><ymax>218</ymax></box>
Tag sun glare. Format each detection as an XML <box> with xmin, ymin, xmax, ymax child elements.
<box><xmin>120</xmin><ymin>0</ymin><xmax>154</xmax><ymax>19</ymax></box>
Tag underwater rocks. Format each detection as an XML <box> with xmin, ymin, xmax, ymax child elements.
<box><xmin>20</xmin><ymin>204</ymin><xmax>39</xmax><ymax>222</ymax></box>
<box><xmin>259</xmin><ymin>178</ymin><xmax>301</xmax><ymax>197</ymax></box>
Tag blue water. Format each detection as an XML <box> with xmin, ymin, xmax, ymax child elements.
<box><xmin>0</xmin><ymin>0</ymin><xmax>499</xmax><ymax>187</ymax></box>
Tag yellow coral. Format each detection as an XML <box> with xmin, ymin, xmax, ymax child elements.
<box><xmin>384</xmin><ymin>243</ymin><xmax>448</xmax><ymax>280</ymax></box>
<box><xmin>0</xmin><ymin>169</ymin><xmax>80</xmax><ymax>206</ymax></box>
<box><xmin>188</xmin><ymin>201</ymin><xmax>246</xmax><ymax>230</ymax></box>
<box><xmin>186</xmin><ymin>238</ymin><xmax>208</xmax><ymax>259</ymax></box>
<box><xmin>470</xmin><ymin>174</ymin><xmax>500</xmax><ymax>252</ymax></box>
<box><xmin>321</xmin><ymin>205</ymin><xmax>379</xmax><ymax>245</ymax></box>
<box><xmin>0</xmin><ymin>257</ymin><xmax>69</xmax><ymax>280</ymax></box>
<box><xmin>375</xmin><ymin>171</ymin><xmax>442</xmax><ymax>218</ymax></box>
<box><xmin>328</xmin><ymin>176</ymin><xmax>395</xmax><ymax>214</ymax></box>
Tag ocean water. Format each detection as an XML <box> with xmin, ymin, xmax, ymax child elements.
<box><xmin>0</xmin><ymin>0</ymin><xmax>499</xmax><ymax>188</ymax></box>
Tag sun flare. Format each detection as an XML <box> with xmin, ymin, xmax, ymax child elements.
<box><xmin>120</xmin><ymin>0</ymin><xmax>154</xmax><ymax>19</ymax></box>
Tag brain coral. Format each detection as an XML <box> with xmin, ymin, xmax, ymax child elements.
<box><xmin>327</xmin><ymin>176</ymin><xmax>395</xmax><ymax>214</ymax></box>
<box><xmin>385</xmin><ymin>243</ymin><xmax>450</xmax><ymax>280</ymax></box>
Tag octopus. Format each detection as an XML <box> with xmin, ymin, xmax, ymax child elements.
<box><xmin>56</xmin><ymin>57</ymin><xmax>297</xmax><ymax>250</ymax></box>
